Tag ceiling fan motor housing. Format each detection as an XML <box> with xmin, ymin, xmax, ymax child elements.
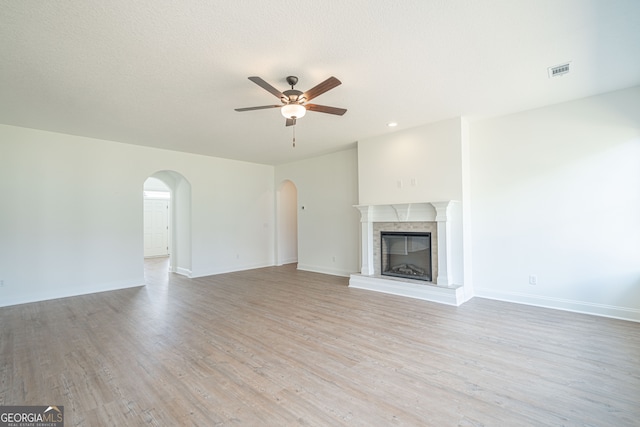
<box><xmin>282</xmin><ymin>89</ymin><xmax>304</xmax><ymax>104</ymax></box>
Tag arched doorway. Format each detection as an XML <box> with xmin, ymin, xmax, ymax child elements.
<box><xmin>143</xmin><ymin>171</ymin><xmax>192</xmax><ymax>276</ymax></box>
<box><xmin>276</xmin><ymin>179</ymin><xmax>298</xmax><ymax>266</ymax></box>
<box><xmin>143</xmin><ymin>177</ymin><xmax>171</xmax><ymax>258</ymax></box>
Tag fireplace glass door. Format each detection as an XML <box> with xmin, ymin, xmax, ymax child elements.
<box><xmin>381</xmin><ymin>232</ymin><xmax>432</xmax><ymax>281</ymax></box>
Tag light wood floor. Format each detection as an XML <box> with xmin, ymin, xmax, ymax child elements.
<box><xmin>1</xmin><ymin>258</ymin><xmax>639</xmax><ymax>426</ymax></box>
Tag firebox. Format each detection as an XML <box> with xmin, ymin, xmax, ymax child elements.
<box><xmin>381</xmin><ymin>231</ymin><xmax>432</xmax><ymax>281</ymax></box>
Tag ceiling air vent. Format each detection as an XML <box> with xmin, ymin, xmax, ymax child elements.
<box><xmin>548</xmin><ymin>62</ymin><xmax>571</xmax><ymax>78</ymax></box>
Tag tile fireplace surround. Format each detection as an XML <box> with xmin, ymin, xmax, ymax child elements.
<box><xmin>349</xmin><ymin>201</ymin><xmax>467</xmax><ymax>306</ymax></box>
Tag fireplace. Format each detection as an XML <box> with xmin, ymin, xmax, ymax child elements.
<box><xmin>381</xmin><ymin>232</ymin><xmax>432</xmax><ymax>281</ymax></box>
<box><xmin>350</xmin><ymin>201</ymin><xmax>467</xmax><ymax>306</ymax></box>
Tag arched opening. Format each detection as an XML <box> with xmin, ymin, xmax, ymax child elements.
<box><xmin>143</xmin><ymin>171</ymin><xmax>192</xmax><ymax>277</ymax></box>
<box><xmin>143</xmin><ymin>177</ymin><xmax>171</xmax><ymax>259</ymax></box>
<box><xmin>276</xmin><ymin>179</ymin><xmax>298</xmax><ymax>266</ymax></box>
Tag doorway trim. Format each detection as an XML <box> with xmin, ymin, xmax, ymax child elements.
<box><xmin>276</xmin><ymin>179</ymin><xmax>298</xmax><ymax>266</ymax></box>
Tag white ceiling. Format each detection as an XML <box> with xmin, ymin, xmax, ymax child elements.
<box><xmin>1</xmin><ymin>1</ymin><xmax>639</xmax><ymax>165</ymax></box>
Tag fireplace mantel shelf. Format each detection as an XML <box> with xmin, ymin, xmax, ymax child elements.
<box><xmin>350</xmin><ymin>200</ymin><xmax>467</xmax><ymax>306</ymax></box>
<box><xmin>353</xmin><ymin>201</ymin><xmax>455</xmax><ymax>223</ymax></box>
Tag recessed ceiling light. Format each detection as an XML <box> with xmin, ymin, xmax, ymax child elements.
<box><xmin>387</xmin><ymin>122</ymin><xmax>398</xmax><ymax>127</ymax></box>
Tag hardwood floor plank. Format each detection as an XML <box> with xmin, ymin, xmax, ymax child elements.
<box><xmin>1</xmin><ymin>257</ymin><xmax>639</xmax><ymax>426</ymax></box>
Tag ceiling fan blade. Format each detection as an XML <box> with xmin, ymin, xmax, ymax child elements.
<box><xmin>285</xmin><ymin>118</ymin><xmax>296</xmax><ymax>127</ymax></box>
<box><xmin>248</xmin><ymin>76</ymin><xmax>286</xmax><ymax>100</ymax></box>
<box><xmin>303</xmin><ymin>77</ymin><xmax>342</xmax><ymax>102</ymax></box>
<box><xmin>305</xmin><ymin>104</ymin><xmax>347</xmax><ymax>116</ymax></box>
<box><xmin>234</xmin><ymin>105</ymin><xmax>281</xmax><ymax>112</ymax></box>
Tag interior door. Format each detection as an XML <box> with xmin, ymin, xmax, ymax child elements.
<box><xmin>144</xmin><ymin>199</ymin><xmax>169</xmax><ymax>257</ymax></box>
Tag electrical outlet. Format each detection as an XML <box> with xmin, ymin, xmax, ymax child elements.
<box><xmin>529</xmin><ymin>275</ymin><xmax>537</xmax><ymax>285</ymax></box>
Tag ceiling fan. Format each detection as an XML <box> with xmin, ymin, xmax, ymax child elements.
<box><xmin>235</xmin><ymin>75</ymin><xmax>347</xmax><ymax>127</ymax></box>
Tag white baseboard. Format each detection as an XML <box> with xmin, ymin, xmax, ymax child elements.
<box><xmin>296</xmin><ymin>263</ymin><xmax>353</xmax><ymax>278</ymax></box>
<box><xmin>0</xmin><ymin>279</ymin><xmax>145</xmax><ymax>308</ymax></box>
<box><xmin>474</xmin><ymin>288</ymin><xmax>640</xmax><ymax>323</ymax></box>
<box><xmin>175</xmin><ymin>267</ymin><xmax>192</xmax><ymax>277</ymax></box>
<box><xmin>189</xmin><ymin>262</ymin><xmax>273</xmax><ymax>279</ymax></box>
<box><xmin>276</xmin><ymin>257</ymin><xmax>298</xmax><ymax>266</ymax></box>
<box><xmin>349</xmin><ymin>274</ymin><xmax>466</xmax><ymax>306</ymax></box>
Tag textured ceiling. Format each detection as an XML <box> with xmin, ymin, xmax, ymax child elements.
<box><xmin>1</xmin><ymin>1</ymin><xmax>639</xmax><ymax>165</ymax></box>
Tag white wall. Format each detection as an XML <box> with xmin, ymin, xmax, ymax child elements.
<box><xmin>470</xmin><ymin>86</ymin><xmax>640</xmax><ymax>321</ymax></box>
<box><xmin>0</xmin><ymin>124</ymin><xmax>274</xmax><ymax>306</ymax></box>
<box><xmin>357</xmin><ymin>117</ymin><xmax>464</xmax><ymax>205</ymax></box>
<box><xmin>275</xmin><ymin>148</ymin><xmax>360</xmax><ymax>277</ymax></box>
<box><xmin>189</xmin><ymin>158</ymin><xmax>274</xmax><ymax>277</ymax></box>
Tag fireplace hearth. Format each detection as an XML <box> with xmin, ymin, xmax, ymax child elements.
<box><xmin>381</xmin><ymin>232</ymin><xmax>431</xmax><ymax>281</ymax></box>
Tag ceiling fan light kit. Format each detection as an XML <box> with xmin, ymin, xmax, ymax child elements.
<box><xmin>281</xmin><ymin>103</ymin><xmax>306</xmax><ymax>119</ymax></box>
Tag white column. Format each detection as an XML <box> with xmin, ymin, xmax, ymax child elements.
<box><xmin>432</xmin><ymin>201</ymin><xmax>453</xmax><ymax>287</ymax></box>
<box><xmin>355</xmin><ymin>205</ymin><xmax>374</xmax><ymax>275</ymax></box>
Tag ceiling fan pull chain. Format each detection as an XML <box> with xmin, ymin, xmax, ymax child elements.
<box><xmin>292</xmin><ymin>124</ymin><xmax>296</xmax><ymax>148</ymax></box>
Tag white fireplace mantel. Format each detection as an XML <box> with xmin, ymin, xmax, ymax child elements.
<box><xmin>350</xmin><ymin>201</ymin><xmax>466</xmax><ymax>306</ymax></box>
